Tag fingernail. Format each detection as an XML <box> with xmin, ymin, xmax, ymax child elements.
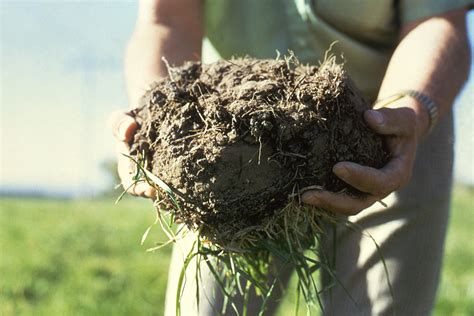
<box><xmin>369</xmin><ymin>110</ymin><xmax>384</xmax><ymax>125</ymax></box>
<box><xmin>333</xmin><ymin>165</ymin><xmax>349</xmax><ymax>178</ymax></box>
<box><xmin>301</xmin><ymin>192</ymin><xmax>319</xmax><ymax>204</ymax></box>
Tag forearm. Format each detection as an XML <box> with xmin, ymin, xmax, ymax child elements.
<box><xmin>125</xmin><ymin>0</ymin><xmax>203</xmax><ymax>107</ymax></box>
<box><xmin>378</xmin><ymin>9</ymin><xmax>470</xmax><ymax>138</ymax></box>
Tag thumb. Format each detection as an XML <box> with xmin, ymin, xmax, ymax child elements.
<box><xmin>109</xmin><ymin>111</ymin><xmax>138</xmax><ymax>142</ymax></box>
<box><xmin>364</xmin><ymin>108</ymin><xmax>416</xmax><ymax>136</ymax></box>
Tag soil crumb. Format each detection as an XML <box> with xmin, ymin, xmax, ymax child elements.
<box><xmin>130</xmin><ymin>56</ymin><xmax>388</xmax><ymax>243</ymax></box>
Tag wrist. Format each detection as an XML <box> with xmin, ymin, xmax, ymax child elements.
<box><xmin>404</xmin><ymin>98</ymin><xmax>431</xmax><ymax>139</ymax></box>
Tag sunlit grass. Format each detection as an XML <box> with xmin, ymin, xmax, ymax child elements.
<box><xmin>0</xmin><ymin>197</ymin><xmax>170</xmax><ymax>316</ymax></box>
<box><xmin>433</xmin><ymin>186</ymin><xmax>474</xmax><ymax>316</ymax></box>
<box><xmin>0</xmin><ymin>186</ymin><xmax>472</xmax><ymax>315</ymax></box>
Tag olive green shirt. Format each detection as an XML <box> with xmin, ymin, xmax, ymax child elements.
<box><xmin>203</xmin><ymin>0</ymin><xmax>472</xmax><ymax>101</ymax></box>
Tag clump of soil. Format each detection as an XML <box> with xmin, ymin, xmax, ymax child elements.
<box><xmin>130</xmin><ymin>57</ymin><xmax>388</xmax><ymax>244</ymax></box>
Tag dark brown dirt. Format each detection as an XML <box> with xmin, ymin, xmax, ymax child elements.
<box><xmin>130</xmin><ymin>57</ymin><xmax>388</xmax><ymax>243</ymax></box>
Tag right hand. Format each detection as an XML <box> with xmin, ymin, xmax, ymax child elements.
<box><xmin>109</xmin><ymin>111</ymin><xmax>156</xmax><ymax>198</ymax></box>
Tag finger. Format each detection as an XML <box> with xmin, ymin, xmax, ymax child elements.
<box><xmin>130</xmin><ymin>182</ymin><xmax>156</xmax><ymax>198</ymax></box>
<box><xmin>333</xmin><ymin>158</ymin><xmax>412</xmax><ymax>197</ymax></box>
<box><xmin>119</xmin><ymin>166</ymin><xmax>156</xmax><ymax>198</ymax></box>
<box><xmin>116</xmin><ymin>141</ymin><xmax>156</xmax><ymax>198</ymax></box>
<box><xmin>301</xmin><ymin>190</ymin><xmax>377</xmax><ymax>215</ymax></box>
<box><xmin>364</xmin><ymin>108</ymin><xmax>416</xmax><ymax>136</ymax></box>
<box><xmin>109</xmin><ymin>111</ymin><xmax>138</xmax><ymax>142</ymax></box>
<box><xmin>116</xmin><ymin>141</ymin><xmax>135</xmax><ymax>190</ymax></box>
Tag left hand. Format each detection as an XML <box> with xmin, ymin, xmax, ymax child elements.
<box><xmin>109</xmin><ymin>110</ymin><xmax>156</xmax><ymax>198</ymax></box>
<box><xmin>301</xmin><ymin>106</ymin><xmax>426</xmax><ymax>215</ymax></box>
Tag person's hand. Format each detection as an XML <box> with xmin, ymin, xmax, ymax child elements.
<box><xmin>301</xmin><ymin>105</ymin><xmax>427</xmax><ymax>215</ymax></box>
<box><xmin>110</xmin><ymin>111</ymin><xmax>156</xmax><ymax>198</ymax></box>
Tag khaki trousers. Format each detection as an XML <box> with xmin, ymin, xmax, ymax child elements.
<box><xmin>164</xmin><ymin>113</ymin><xmax>454</xmax><ymax>316</ymax></box>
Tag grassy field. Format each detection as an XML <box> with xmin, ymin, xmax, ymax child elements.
<box><xmin>0</xmin><ymin>186</ymin><xmax>472</xmax><ymax>315</ymax></box>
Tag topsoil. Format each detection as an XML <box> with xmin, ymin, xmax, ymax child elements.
<box><xmin>131</xmin><ymin>57</ymin><xmax>388</xmax><ymax>243</ymax></box>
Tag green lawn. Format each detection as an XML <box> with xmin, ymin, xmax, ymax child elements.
<box><xmin>434</xmin><ymin>186</ymin><xmax>474</xmax><ymax>316</ymax></box>
<box><xmin>0</xmin><ymin>187</ymin><xmax>472</xmax><ymax>315</ymax></box>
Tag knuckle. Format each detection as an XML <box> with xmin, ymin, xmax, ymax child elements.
<box><xmin>370</xmin><ymin>180</ymin><xmax>389</xmax><ymax>197</ymax></box>
<box><xmin>388</xmin><ymin>172</ymin><xmax>411</xmax><ymax>194</ymax></box>
<box><xmin>373</xmin><ymin>180</ymin><xmax>394</xmax><ymax>197</ymax></box>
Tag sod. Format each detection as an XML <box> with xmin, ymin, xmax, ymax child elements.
<box><xmin>131</xmin><ymin>56</ymin><xmax>387</xmax><ymax>244</ymax></box>
<box><xmin>128</xmin><ymin>55</ymin><xmax>389</xmax><ymax>313</ymax></box>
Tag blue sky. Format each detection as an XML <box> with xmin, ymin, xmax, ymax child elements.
<box><xmin>0</xmin><ymin>2</ymin><xmax>473</xmax><ymax>197</ymax></box>
<box><xmin>1</xmin><ymin>1</ymin><xmax>135</xmax><ymax>196</ymax></box>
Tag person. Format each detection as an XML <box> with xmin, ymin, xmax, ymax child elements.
<box><xmin>110</xmin><ymin>0</ymin><xmax>472</xmax><ymax>315</ymax></box>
